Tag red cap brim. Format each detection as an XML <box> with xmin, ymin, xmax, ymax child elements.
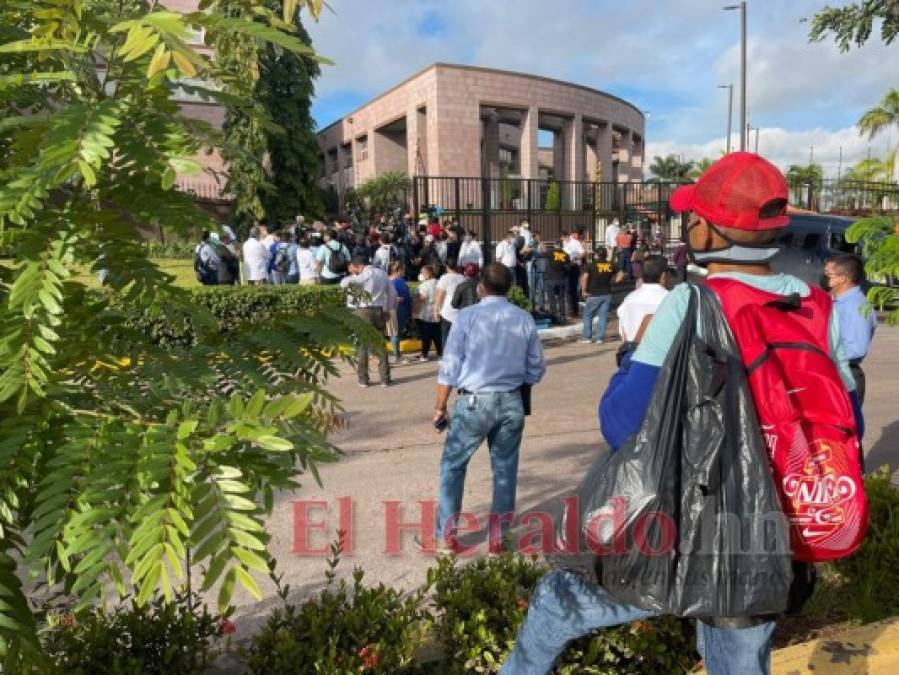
<box><xmin>669</xmin><ymin>184</ymin><xmax>696</xmax><ymax>213</ymax></box>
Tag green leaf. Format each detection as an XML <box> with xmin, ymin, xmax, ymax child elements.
<box><xmin>232</xmin><ymin>547</ymin><xmax>269</xmax><ymax>574</ymax></box>
<box><xmin>0</xmin><ymin>39</ymin><xmax>87</xmax><ymax>54</ymax></box>
<box><xmin>234</xmin><ymin>565</ymin><xmax>262</xmax><ymax>600</ymax></box>
<box><xmin>218</xmin><ymin>566</ymin><xmax>237</xmax><ymax>608</ymax></box>
<box><xmin>137</xmin><ymin>562</ymin><xmax>162</xmax><ymax>605</ymax></box>
<box><xmin>177</xmin><ymin>419</ymin><xmax>198</xmax><ymax>439</ymax></box>
<box><xmin>254</xmin><ymin>435</ymin><xmax>293</xmax><ymax>451</ymax></box>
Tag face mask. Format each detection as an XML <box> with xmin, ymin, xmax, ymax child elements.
<box><xmin>464</xmin><ymin>236</ymin><xmax>472</xmax><ymax>242</ymax></box>
<box><xmin>684</xmin><ymin>221</ymin><xmax>781</xmax><ymax>267</ymax></box>
<box><xmin>418</xmin><ymin>274</ymin><xmax>426</xmax><ymax>282</ymax></box>
<box><xmin>819</xmin><ymin>274</ymin><xmax>831</xmax><ymax>291</ymax></box>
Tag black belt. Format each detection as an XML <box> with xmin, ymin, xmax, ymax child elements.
<box><xmin>849</xmin><ymin>358</ymin><xmax>864</xmax><ymax>368</ymax></box>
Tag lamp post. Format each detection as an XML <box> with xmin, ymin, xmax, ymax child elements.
<box><xmin>718</xmin><ymin>84</ymin><xmax>734</xmax><ymax>154</ymax></box>
<box><xmin>723</xmin><ymin>2</ymin><xmax>747</xmax><ymax>151</ymax></box>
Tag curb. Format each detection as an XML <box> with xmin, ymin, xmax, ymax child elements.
<box><xmin>697</xmin><ymin>618</ymin><xmax>899</xmax><ymax>674</ymax></box>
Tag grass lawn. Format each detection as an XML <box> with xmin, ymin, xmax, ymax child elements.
<box><xmin>0</xmin><ymin>258</ymin><xmax>200</xmax><ymax>289</ymax></box>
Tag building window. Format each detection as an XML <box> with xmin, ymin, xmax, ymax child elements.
<box><xmin>357</xmin><ymin>136</ymin><xmax>368</xmax><ymax>162</ymax></box>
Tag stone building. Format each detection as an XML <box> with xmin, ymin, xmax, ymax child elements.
<box><xmin>316</xmin><ymin>63</ymin><xmax>646</xmax><ymax>197</ymax></box>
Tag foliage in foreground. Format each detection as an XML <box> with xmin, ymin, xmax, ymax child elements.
<box><xmin>35</xmin><ymin>593</ymin><xmax>223</xmax><ymax>675</ymax></box>
<box><xmin>425</xmin><ymin>554</ymin><xmax>697</xmax><ymax>674</ymax></box>
<box><xmin>243</xmin><ymin>544</ymin><xmax>430</xmax><ymax>674</ymax></box>
<box><xmin>0</xmin><ymin>0</ymin><xmax>355</xmax><ymax>666</ymax></box>
<box><xmin>846</xmin><ymin>214</ymin><xmax>899</xmax><ymax>323</ymax></box>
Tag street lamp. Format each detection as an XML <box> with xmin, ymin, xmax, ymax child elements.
<box><xmin>747</xmin><ymin>122</ymin><xmax>759</xmax><ymax>153</ymax></box>
<box><xmin>723</xmin><ymin>2</ymin><xmax>747</xmax><ymax>151</ymax></box>
<box><xmin>718</xmin><ymin>84</ymin><xmax>734</xmax><ymax>154</ymax></box>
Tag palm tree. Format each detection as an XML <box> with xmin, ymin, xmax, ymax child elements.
<box><xmin>648</xmin><ymin>154</ymin><xmax>694</xmax><ymax>181</ymax></box>
<box><xmin>858</xmin><ymin>89</ymin><xmax>899</xmax><ymax>181</ymax></box>
<box><xmin>786</xmin><ymin>163</ymin><xmax>825</xmax><ymax>210</ymax></box>
<box><xmin>689</xmin><ymin>157</ymin><xmax>715</xmax><ymax>179</ymax></box>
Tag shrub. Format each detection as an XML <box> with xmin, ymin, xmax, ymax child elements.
<box><xmin>810</xmin><ymin>467</ymin><xmax>899</xmax><ymax>624</ymax></box>
<box><xmin>116</xmin><ymin>284</ymin><xmax>347</xmax><ymax>348</ymax></box>
<box><xmin>143</xmin><ymin>241</ymin><xmax>197</xmax><ymax>259</ymax></box>
<box><xmin>244</xmin><ymin>553</ymin><xmax>430</xmax><ymax>674</ymax></box>
<box><xmin>508</xmin><ymin>285</ymin><xmax>530</xmax><ymax>310</ymax></box>
<box><xmin>426</xmin><ymin>554</ymin><xmax>697</xmax><ymax>674</ymax></box>
<box><xmin>37</xmin><ymin>593</ymin><xmax>224</xmax><ymax>675</ymax></box>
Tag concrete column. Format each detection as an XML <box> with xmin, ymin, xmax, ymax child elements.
<box><xmin>335</xmin><ymin>146</ymin><xmax>347</xmax><ymax>193</ymax></box>
<box><xmin>595</xmin><ymin>123</ymin><xmax>613</xmax><ymax>183</ymax></box>
<box><xmin>630</xmin><ymin>133</ymin><xmax>643</xmax><ymax>180</ymax></box>
<box><xmin>520</xmin><ymin>106</ymin><xmax>539</xmax><ymax>180</ymax></box>
<box><xmin>567</xmin><ymin>113</ymin><xmax>585</xmax><ymax>208</ymax></box>
<box><xmin>406</xmin><ymin>110</ymin><xmax>419</xmax><ymax>177</ymax></box>
<box><xmin>552</xmin><ymin>130</ymin><xmax>565</xmax><ymax>182</ymax></box>
<box><xmin>483</xmin><ymin>112</ymin><xmax>500</xmax><ymax>179</ymax></box>
<box><xmin>616</xmin><ymin>131</ymin><xmax>631</xmax><ymax>183</ymax></box>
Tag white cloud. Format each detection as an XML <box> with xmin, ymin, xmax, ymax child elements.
<box><xmin>306</xmin><ymin>0</ymin><xmax>898</xmax><ymax>174</ymax></box>
<box><xmin>646</xmin><ymin>125</ymin><xmax>896</xmax><ymax>178</ymax></box>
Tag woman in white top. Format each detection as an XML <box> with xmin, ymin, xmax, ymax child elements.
<box><xmin>414</xmin><ymin>264</ymin><xmax>442</xmax><ymax>360</ymax></box>
<box><xmin>296</xmin><ymin>236</ymin><xmax>319</xmax><ymax>285</ymax></box>
<box><xmin>458</xmin><ymin>231</ymin><xmax>483</xmax><ymax>268</ymax></box>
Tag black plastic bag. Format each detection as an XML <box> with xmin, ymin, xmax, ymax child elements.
<box><xmin>550</xmin><ymin>284</ymin><xmax>793</xmax><ymax>619</ymax></box>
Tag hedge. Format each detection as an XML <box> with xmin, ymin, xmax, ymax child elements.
<box><xmin>119</xmin><ymin>282</ymin><xmax>531</xmax><ymax>349</ymax></box>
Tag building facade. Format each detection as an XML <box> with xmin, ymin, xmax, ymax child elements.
<box><xmin>316</xmin><ymin>63</ymin><xmax>646</xmax><ymax>196</ymax></box>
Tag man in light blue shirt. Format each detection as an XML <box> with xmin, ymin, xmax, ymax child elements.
<box><xmin>431</xmin><ymin>263</ymin><xmax>545</xmax><ymax>553</ymax></box>
<box><xmin>824</xmin><ymin>253</ymin><xmax>877</xmax><ymax>403</ymax></box>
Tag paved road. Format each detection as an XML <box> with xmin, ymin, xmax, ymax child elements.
<box><xmin>221</xmin><ymin>324</ymin><xmax>899</xmax><ymax>632</ymax></box>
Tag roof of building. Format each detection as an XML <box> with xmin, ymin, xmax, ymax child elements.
<box><xmin>316</xmin><ymin>63</ymin><xmax>645</xmax><ymax>134</ymax></box>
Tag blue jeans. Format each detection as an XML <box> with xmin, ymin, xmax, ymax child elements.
<box><xmin>436</xmin><ymin>391</ymin><xmax>525</xmax><ymax>541</ymax></box>
<box><xmin>500</xmin><ymin>570</ymin><xmax>775</xmax><ymax>675</ymax></box>
<box><xmin>619</xmin><ymin>250</ymin><xmax>632</xmax><ymax>278</ymax></box>
<box><xmin>582</xmin><ymin>294</ymin><xmax>611</xmax><ymax>341</ymax></box>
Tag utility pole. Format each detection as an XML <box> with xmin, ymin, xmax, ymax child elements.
<box><xmin>724</xmin><ymin>2</ymin><xmax>748</xmax><ymax>151</ymax></box>
<box><xmin>809</xmin><ymin>145</ymin><xmax>814</xmax><ymax>165</ymax></box>
<box><xmin>718</xmin><ymin>84</ymin><xmax>734</xmax><ymax>154</ymax></box>
<box><xmin>838</xmin><ymin>146</ymin><xmax>842</xmax><ymax>181</ymax></box>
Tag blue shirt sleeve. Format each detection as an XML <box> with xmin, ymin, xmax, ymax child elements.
<box><xmin>437</xmin><ymin>312</ymin><xmax>468</xmax><ymax>387</ymax></box>
<box><xmin>599</xmin><ymin>353</ymin><xmax>661</xmax><ymax>450</ymax></box>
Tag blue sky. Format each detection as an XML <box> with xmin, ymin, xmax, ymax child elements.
<box><xmin>306</xmin><ymin>0</ymin><xmax>897</xmax><ymax>175</ymax></box>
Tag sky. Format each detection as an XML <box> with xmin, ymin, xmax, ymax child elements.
<box><xmin>305</xmin><ymin>0</ymin><xmax>897</xmax><ymax>178</ymax></box>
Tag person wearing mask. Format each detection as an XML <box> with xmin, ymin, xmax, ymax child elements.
<box><xmin>406</xmin><ymin>233</ymin><xmax>424</xmax><ymax>281</ymax></box>
<box><xmin>458</xmin><ymin>230</ymin><xmax>484</xmax><ymax>268</ymax></box>
<box><xmin>388</xmin><ymin>261</ymin><xmax>413</xmax><ymax>364</ymax></box>
<box><xmin>445</xmin><ymin>229</ymin><xmax>461</xmax><ymax>265</ymax></box>
<box><xmin>579</xmin><ymin>248</ymin><xmax>620</xmax><ymax>344</ymax></box>
<box><xmin>544</xmin><ymin>241</ymin><xmax>570</xmax><ymax>322</ymax></box>
<box><xmin>823</xmin><ymin>253</ymin><xmax>877</xmax><ymax>404</ymax></box>
<box><xmin>503</xmin><ymin>152</ymin><xmax>865</xmax><ymax>675</ymax></box>
<box><xmin>212</xmin><ymin>232</ymin><xmax>239</xmax><ymax>286</ymax></box>
<box><xmin>630</xmin><ymin>241</ymin><xmax>648</xmax><ymax>284</ymax></box>
<box><xmin>563</xmin><ymin>231</ymin><xmax>585</xmax><ymax>317</ymax></box>
<box><xmin>242</xmin><ymin>225</ymin><xmax>269</xmax><ymax>286</ymax></box>
<box><xmin>315</xmin><ymin>229</ymin><xmax>351</xmax><ymax>285</ymax></box>
<box><xmin>495</xmin><ymin>230</ymin><xmax>518</xmax><ymax>273</ymax></box>
<box><xmin>616</xmin><ymin>254</ymin><xmax>670</xmax><ymax>343</ymax></box>
<box><xmin>531</xmin><ymin>242</ymin><xmax>549</xmax><ymax>312</ymax></box>
<box><xmin>269</xmin><ymin>232</ymin><xmax>290</xmax><ymax>285</ymax></box>
<box><xmin>296</xmin><ymin>236</ymin><xmax>319</xmax><ymax>285</ymax></box>
<box><xmin>285</xmin><ymin>233</ymin><xmax>300</xmax><ymax>284</ymax></box>
<box><xmin>414</xmin><ymin>264</ymin><xmax>442</xmax><ymax>361</ymax></box>
<box><xmin>604</xmin><ymin>219</ymin><xmax>620</xmax><ymax>259</ymax></box>
<box><xmin>373</xmin><ymin>233</ymin><xmax>397</xmax><ymax>270</ymax></box>
<box><xmin>452</xmin><ymin>263</ymin><xmax>481</xmax><ymax>312</ymax></box>
<box><xmin>341</xmin><ymin>256</ymin><xmax>395</xmax><ymax>387</ymax></box>
<box><xmin>194</xmin><ymin>230</ymin><xmax>220</xmax><ymax>286</ymax></box>
<box><xmin>435</xmin><ymin>258</ymin><xmax>466</xmax><ymax>347</ymax></box>
<box><xmin>429</xmin><ymin>263</ymin><xmax>546</xmax><ymax>553</ymax></box>
<box><xmin>420</xmin><ymin>235</ymin><xmax>442</xmax><ymax>274</ymax></box>
<box><xmin>616</xmin><ymin>225</ymin><xmax>634</xmax><ymax>278</ymax></box>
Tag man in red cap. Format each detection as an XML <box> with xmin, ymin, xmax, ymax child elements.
<box><xmin>500</xmin><ymin>153</ymin><xmax>864</xmax><ymax>675</ymax></box>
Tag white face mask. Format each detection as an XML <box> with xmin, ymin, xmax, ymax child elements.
<box><xmin>418</xmin><ymin>274</ymin><xmax>426</xmax><ymax>282</ymax></box>
<box><xmin>463</xmin><ymin>236</ymin><xmax>472</xmax><ymax>243</ymax></box>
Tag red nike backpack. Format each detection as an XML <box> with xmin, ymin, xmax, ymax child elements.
<box><xmin>705</xmin><ymin>277</ymin><xmax>868</xmax><ymax>562</ymax></box>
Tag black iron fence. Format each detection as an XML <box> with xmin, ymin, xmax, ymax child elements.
<box><xmin>788</xmin><ymin>179</ymin><xmax>899</xmax><ymax>215</ymax></box>
<box><xmin>413</xmin><ymin>176</ymin><xmax>690</xmax><ymax>245</ymax></box>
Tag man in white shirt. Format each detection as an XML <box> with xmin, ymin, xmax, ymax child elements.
<box><xmin>458</xmin><ymin>231</ymin><xmax>484</xmax><ymax>268</ymax></box>
<box><xmin>563</xmin><ymin>232</ymin><xmax>586</xmax><ymax>318</ymax></box>
<box><xmin>341</xmin><ymin>255</ymin><xmax>396</xmax><ymax>387</ymax></box>
<box><xmin>495</xmin><ymin>230</ymin><xmax>518</xmax><ymax>270</ymax></box>
<box><xmin>519</xmin><ymin>220</ymin><xmax>534</xmax><ymax>248</ymax></box>
<box><xmin>434</xmin><ymin>259</ymin><xmax>466</xmax><ymax>347</ymax></box>
<box><xmin>604</xmin><ymin>219</ymin><xmax>620</xmax><ymax>258</ymax></box>
<box><xmin>242</xmin><ymin>225</ymin><xmax>269</xmax><ymax>285</ymax></box>
<box><xmin>296</xmin><ymin>235</ymin><xmax>318</xmax><ymax>285</ymax></box>
<box><xmin>616</xmin><ymin>254</ymin><xmax>670</xmax><ymax>342</ymax></box>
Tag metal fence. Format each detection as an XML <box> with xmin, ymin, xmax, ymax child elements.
<box><xmin>413</xmin><ymin>176</ymin><xmax>690</xmax><ymax>245</ymax></box>
<box><xmin>788</xmin><ymin>179</ymin><xmax>899</xmax><ymax>215</ymax></box>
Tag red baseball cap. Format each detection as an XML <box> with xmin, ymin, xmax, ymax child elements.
<box><xmin>669</xmin><ymin>152</ymin><xmax>789</xmax><ymax>230</ymax></box>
